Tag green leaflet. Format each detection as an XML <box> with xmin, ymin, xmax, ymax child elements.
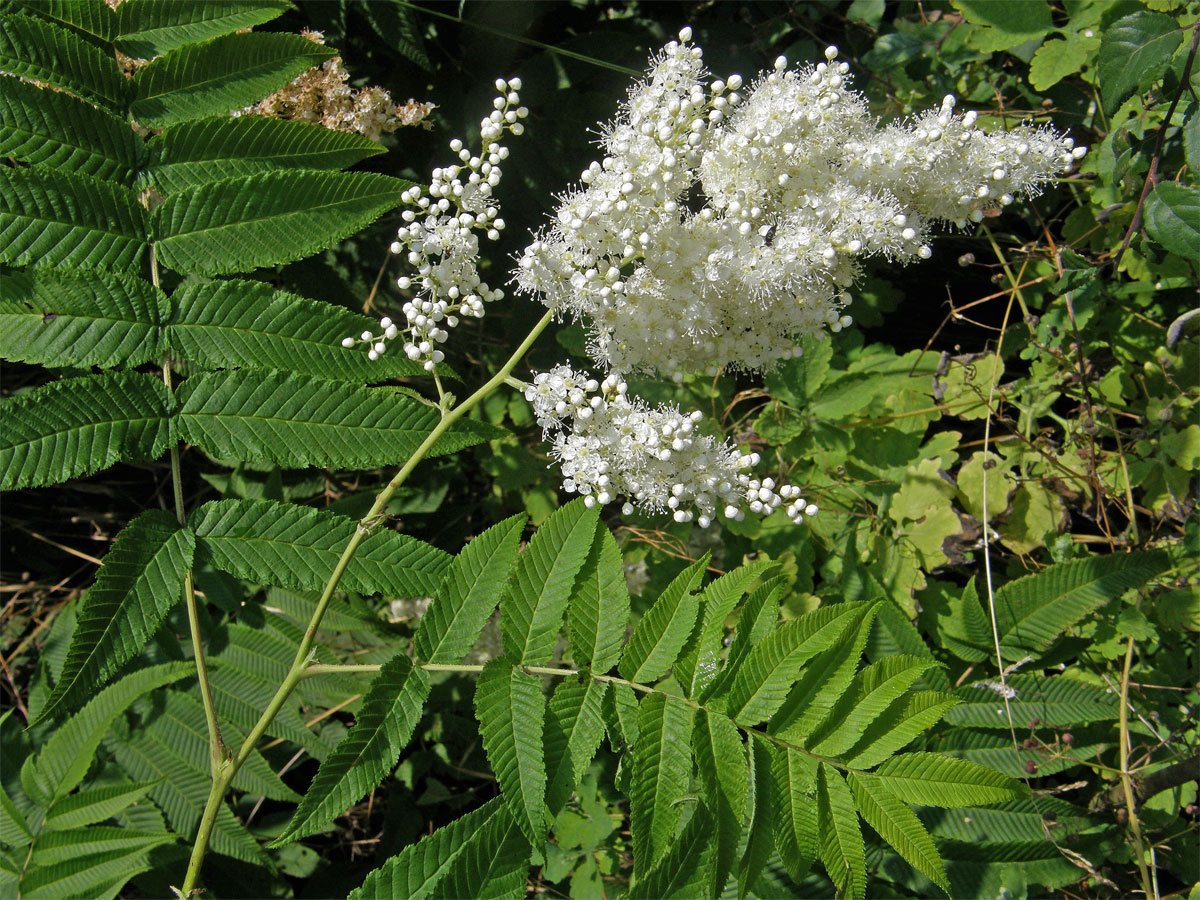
<box><xmin>604</xmin><ymin>680</ymin><xmax>640</xmax><ymax>750</ymax></box>
<box><xmin>116</xmin><ymin>0</ymin><xmax>292</xmax><ymax>58</ymax></box>
<box><xmin>817</xmin><ymin>762</ymin><xmax>866</xmax><ymax>900</ymax></box>
<box><xmin>13</xmin><ymin>0</ymin><xmax>118</xmax><ymax>45</ymax></box>
<box><xmin>995</xmin><ymin>550</ymin><xmax>1170</xmax><ymax>655</ymax></box>
<box><xmin>0</xmin><ymin>14</ymin><xmax>127</xmax><ymax>108</ymax></box>
<box><xmin>566</xmin><ymin>523</ymin><xmax>630</xmax><ymax>673</ymax></box>
<box><xmin>944</xmin><ymin>673</ymin><xmax>1119</xmax><ymax>728</ymax></box>
<box><xmin>701</xmin><ymin>575</ymin><xmax>788</xmax><ymax>706</ymax></box>
<box><xmin>36</xmin><ymin>510</ymin><xmax>195</xmax><ymax>722</ymax></box>
<box><xmin>629</xmin><ymin>692</ymin><xmax>693</xmax><ymax>869</ymax></box>
<box><xmin>190</xmin><ymin>498</ymin><xmax>451</xmax><ymax>598</ymax></box>
<box><xmin>499</xmin><ymin>500</ymin><xmax>598</xmax><ymax>664</ymax></box>
<box><xmin>20</xmin><ymin>826</ymin><xmax>178</xmax><ymax>900</ymax></box>
<box><xmin>773</xmin><ymin>746</ymin><xmax>818</xmax><ymax>884</ymax></box>
<box><xmin>166</xmin><ymin>279</ymin><xmax>427</xmax><ymax>381</ymax></box>
<box><xmin>628</xmin><ymin>804</ymin><xmax>718</xmax><ymax>900</ymax></box>
<box><xmin>416</xmin><ymin>513</ymin><xmax>525</xmax><ymax>664</ymax></box>
<box><xmin>806</xmin><ymin>656</ymin><xmax>937</xmax><ymax>757</ymax></box>
<box><xmin>692</xmin><ymin>708</ymin><xmax>747</xmax><ymax>894</ymax></box>
<box><xmin>428</xmin><ymin>803</ymin><xmax>530</xmax><ymax>900</ymax></box>
<box><xmin>874</xmin><ymin>752</ymin><xmax>1026</xmax><ymax>807</ymax></box>
<box><xmin>543</xmin><ymin>676</ymin><xmax>608</xmax><ymax>815</ymax></box>
<box><xmin>152</xmin><ymin>169</ymin><xmax>408</xmax><ymax>275</ymax></box>
<box><xmin>130</xmin><ymin>31</ymin><xmax>335</xmax><ymax>128</ymax></box>
<box><xmin>0</xmin><ymin>372</ymin><xmax>172</xmax><ymax>491</ymax></box>
<box><xmin>474</xmin><ymin>660</ymin><xmax>548</xmax><ymax>849</ymax></box>
<box><xmin>738</xmin><ymin>734</ymin><xmax>778</xmax><ymax>899</ymax></box>
<box><xmin>175</xmin><ymin>371</ymin><xmax>502</xmax><ymax>470</ymax></box>
<box><xmin>618</xmin><ymin>554</ymin><xmax>708</xmax><ymax>683</ymax></box>
<box><xmin>0</xmin><ymin>78</ymin><xmax>142</xmax><ymax>184</ymax></box>
<box><xmin>43</xmin><ymin>782</ymin><xmax>159</xmax><ymax>830</ymax></box>
<box><xmin>0</xmin><ymin>165</ymin><xmax>148</xmax><ymax>271</ymax></box>
<box><xmin>848</xmin><ymin>771</ymin><xmax>949</xmax><ymax>894</ymax></box>
<box><xmin>147</xmin><ymin>116</ymin><xmax>386</xmax><ymax>192</ymax></box>
<box><xmin>0</xmin><ymin>267</ymin><xmax>167</xmax><ymax>370</ymax></box>
<box><xmin>275</xmin><ymin>654</ymin><xmax>431</xmax><ymax>844</ymax></box>
<box><xmin>843</xmin><ymin>690</ymin><xmax>958</xmax><ymax>769</ymax></box>
<box><xmin>0</xmin><ymin>783</ymin><xmax>33</xmax><ymax>845</ymax></box>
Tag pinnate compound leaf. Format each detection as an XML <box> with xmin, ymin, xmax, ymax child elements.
<box><xmin>475</xmin><ymin>660</ymin><xmax>548</xmax><ymax>848</ymax></box>
<box><xmin>0</xmin><ymin>79</ymin><xmax>141</xmax><ymax>183</ymax></box>
<box><xmin>499</xmin><ymin>500</ymin><xmax>598</xmax><ymax>664</ymax></box>
<box><xmin>175</xmin><ymin>371</ymin><xmax>501</xmax><ymax>470</ymax></box>
<box><xmin>1144</xmin><ymin>183</ymin><xmax>1200</xmax><ymax>260</ymax></box>
<box><xmin>944</xmin><ymin>673</ymin><xmax>1119</xmax><ymax>727</ymax></box>
<box><xmin>275</xmin><ymin>654</ymin><xmax>431</xmax><ymax>843</ymax></box>
<box><xmin>167</xmin><ymin>279</ymin><xmax>425</xmax><ymax>383</ymax></box>
<box><xmin>153</xmin><ymin>170</ymin><xmax>407</xmax><ymax>275</ymax></box>
<box><xmin>996</xmin><ymin>550</ymin><xmax>1169</xmax><ymax>655</ymax></box>
<box><xmin>1</xmin><ymin>373</ymin><xmax>171</xmax><ymax>491</ymax></box>
<box><xmin>116</xmin><ymin>0</ymin><xmax>291</xmax><ymax>58</ymax></box>
<box><xmin>190</xmin><ymin>498</ymin><xmax>451</xmax><ymax>597</ymax></box>
<box><xmin>0</xmin><ymin>267</ymin><xmax>166</xmax><ymax>369</ymax></box>
<box><xmin>147</xmin><ymin>116</ymin><xmax>386</xmax><ymax>192</ymax></box>
<box><xmin>618</xmin><ymin>554</ymin><xmax>708</xmax><ymax>683</ymax></box>
<box><xmin>543</xmin><ymin>676</ymin><xmax>607</xmax><ymax>815</ymax></box>
<box><xmin>35</xmin><ymin>662</ymin><xmax>193</xmax><ymax>799</ymax></box>
<box><xmin>44</xmin><ymin>782</ymin><xmax>159</xmax><ymax>830</ymax></box>
<box><xmin>36</xmin><ymin>511</ymin><xmax>194</xmax><ymax>723</ymax></box>
<box><xmin>567</xmin><ymin>524</ymin><xmax>630</xmax><ymax>673</ymax></box>
<box><xmin>875</xmin><ymin>752</ymin><xmax>1026</xmax><ymax>807</ymax></box>
<box><xmin>21</xmin><ymin>826</ymin><xmax>177</xmax><ymax>900</ymax></box>
<box><xmin>0</xmin><ymin>14</ymin><xmax>126</xmax><ymax>107</ymax></box>
<box><xmin>0</xmin><ymin>165</ymin><xmax>148</xmax><ymax>271</ymax></box>
<box><xmin>774</xmin><ymin>747</ymin><xmax>818</xmax><ymax>884</ymax></box>
<box><xmin>693</xmin><ymin>708</ymin><xmax>747</xmax><ymax>893</ymax></box>
<box><xmin>848</xmin><ymin>771</ymin><xmax>949</xmax><ymax>894</ymax></box>
<box><xmin>628</xmin><ymin>804</ymin><xmax>717</xmax><ymax>900</ymax></box>
<box><xmin>817</xmin><ymin>762</ymin><xmax>866</xmax><ymax>900</ymax></box>
<box><xmin>1097</xmin><ymin>11</ymin><xmax>1184</xmax><ymax>115</ymax></box>
<box><xmin>807</xmin><ymin>656</ymin><xmax>937</xmax><ymax>757</ymax></box>
<box><xmin>130</xmin><ymin>31</ymin><xmax>334</xmax><ymax>128</ymax></box>
<box><xmin>844</xmin><ymin>690</ymin><xmax>958</xmax><ymax>769</ymax></box>
<box><xmin>630</xmin><ymin>692</ymin><xmax>693</xmax><ymax>869</ymax></box>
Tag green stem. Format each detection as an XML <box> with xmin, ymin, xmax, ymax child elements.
<box><xmin>179</xmin><ymin>309</ymin><xmax>556</xmax><ymax>895</ymax></box>
<box><xmin>1119</xmin><ymin>627</ymin><xmax>1157</xmax><ymax>900</ymax></box>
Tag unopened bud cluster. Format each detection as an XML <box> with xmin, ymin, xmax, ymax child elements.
<box><xmin>515</xmin><ymin>32</ymin><xmax>1082</xmax><ymax>378</ymax></box>
<box><xmin>525</xmin><ymin>365</ymin><xmax>817</xmax><ymax>526</ymax></box>
<box><xmin>343</xmin><ymin>80</ymin><xmax>529</xmax><ymax>368</ymax></box>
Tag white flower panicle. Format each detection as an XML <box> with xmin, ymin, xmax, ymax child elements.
<box><xmin>524</xmin><ymin>364</ymin><xmax>817</xmax><ymax>527</ymax></box>
<box><xmin>343</xmin><ymin>80</ymin><xmax>529</xmax><ymax>369</ymax></box>
<box><xmin>515</xmin><ymin>32</ymin><xmax>1083</xmax><ymax>378</ymax></box>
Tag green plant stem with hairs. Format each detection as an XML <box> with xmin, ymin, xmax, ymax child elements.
<box><xmin>177</xmin><ymin>309</ymin><xmax>555</xmax><ymax>896</ymax></box>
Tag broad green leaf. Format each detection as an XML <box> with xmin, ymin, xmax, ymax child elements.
<box><xmin>0</xmin><ymin>373</ymin><xmax>171</xmax><ymax>491</ymax></box>
<box><xmin>275</xmin><ymin>654</ymin><xmax>431</xmax><ymax>843</ymax></box>
<box><xmin>701</xmin><ymin>575</ymin><xmax>788</xmax><ymax>705</ymax></box>
<box><xmin>567</xmin><ymin>524</ymin><xmax>630</xmax><ymax>673</ymax></box>
<box><xmin>807</xmin><ymin>656</ymin><xmax>937</xmax><ymax>757</ymax></box>
<box><xmin>0</xmin><ymin>78</ymin><xmax>141</xmax><ymax>183</ymax></box>
<box><xmin>35</xmin><ymin>662</ymin><xmax>193</xmax><ymax>799</ymax></box>
<box><xmin>629</xmin><ymin>693</ymin><xmax>693</xmax><ymax>869</ymax></box>
<box><xmin>44</xmin><ymin>782</ymin><xmax>159</xmax><ymax>830</ymax></box>
<box><xmin>152</xmin><ymin>169</ymin><xmax>407</xmax><ymax>275</ymax></box>
<box><xmin>628</xmin><ymin>804</ymin><xmax>717</xmax><ymax>900</ymax></box>
<box><xmin>618</xmin><ymin>554</ymin><xmax>708</xmax><ymax>683</ymax></box>
<box><xmin>953</xmin><ymin>0</ymin><xmax>1053</xmax><ymax>52</ymax></box>
<box><xmin>774</xmin><ymin>746</ymin><xmax>818</xmax><ymax>883</ymax></box>
<box><xmin>726</xmin><ymin>603</ymin><xmax>867</xmax><ymax>726</ymax></box>
<box><xmin>0</xmin><ymin>267</ymin><xmax>166</xmax><ymax>369</ymax></box>
<box><xmin>543</xmin><ymin>677</ymin><xmax>607</xmax><ymax>815</ymax></box>
<box><xmin>167</xmin><ymin>279</ymin><xmax>425</xmax><ymax>384</ymax></box>
<box><xmin>0</xmin><ymin>14</ymin><xmax>126</xmax><ymax>107</ymax></box>
<box><xmin>190</xmin><ymin>498</ymin><xmax>451</xmax><ymax>598</ymax></box>
<box><xmin>36</xmin><ymin>511</ymin><xmax>194</xmax><ymax>722</ymax></box>
<box><xmin>175</xmin><ymin>371</ymin><xmax>502</xmax><ymax>469</ymax></box>
<box><xmin>844</xmin><ymin>690</ymin><xmax>958</xmax><ymax>769</ymax></box>
<box><xmin>1145</xmin><ymin>182</ymin><xmax>1200</xmax><ymax>259</ymax></box>
<box><xmin>131</xmin><ymin>31</ymin><xmax>335</xmax><ymax>128</ymax></box>
<box><xmin>475</xmin><ymin>660</ymin><xmax>548</xmax><ymax>848</ymax></box>
<box><xmin>1097</xmin><ymin>11</ymin><xmax>1184</xmax><ymax>114</ymax></box>
<box><xmin>738</xmin><ymin>734</ymin><xmax>778</xmax><ymax>899</ymax></box>
<box><xmin>817</xmin><ymin>763</ymin><xmax>866</xmax><ymax>900</ymax></box>
<box><xmin>848</xmin><ymin>771</ymin><xmax>949</xmax><ymax>894</ymax></box>
<box><xmin>499</xmin><ymin>500</ymin><xmax>598</xmax><ymax>664</ymax></box>
<box><xmin>944</xmin><ymin>674</ymin><xmax>1119</xmax><ymax>727</ymax></box>
<box><xmin>1028</xmin><ymin>32</ymin><xmax>1097</xmax><ymax>91</ymax></box>
<box><xmin>0</xmin><ymin>165</ymin><xmax>148</xmax><ymax>271</ymax></box>
<box><xmin>416</xmin><ymin>513</ymin><xmax>524</xmax><ymax>663</ymax></box>
<box><xmin>693</xmin><ymin>709</ymin><xmax>747</xmax><ymax>893</ymax></box>
<box><xmin>13</xmin><ymin>0</ymin><xmax>117</xmax><ymax>45</ymax></box>
<box><xmin>997</xmin><ymin>550</ymin><xmax>1170</xmax><ymax>655</ymax></box>
<box><xmin>116</xmin><ymin>0</ymin><xmax>292</xmax><ymax>58</ymax></box>
<box><xmin>675</xmin><ymin>560</ymin><xmax>774</xmax><ymax>699</ymax></box>
<box><xmin>875</xmin><ymin>752</ymin><xmax>1026</xmax><ymax>807</ymax></box>
<box><xmin>147</xmin><ymin>115</ymin><xmax>386</xmax><ymax>192</ymax></box>
<box><xmin>22</xmin><ymin>827</ymin><xmax>176</xmax><ymax>899</ymax></box>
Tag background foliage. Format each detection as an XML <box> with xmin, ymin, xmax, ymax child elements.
<box><xmin>1</xmin><ymin>1</ymin><xmax>1197</xmax><ymax>899</ymax></box>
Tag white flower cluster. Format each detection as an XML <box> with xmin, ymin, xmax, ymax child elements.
<box><xmin>343</xmin><ymin>80</ymin><xmax>529</xmax><ymax>368</ymax></box>
<box><xmin>524</xmin><ymin>364</ymin><xmax>817</xmax><ymax>526</ymax></box>
<box><xmin>515</xmin><ymin>31</ymin><xmax>1084</xmax><ymax>378</ymax></box>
